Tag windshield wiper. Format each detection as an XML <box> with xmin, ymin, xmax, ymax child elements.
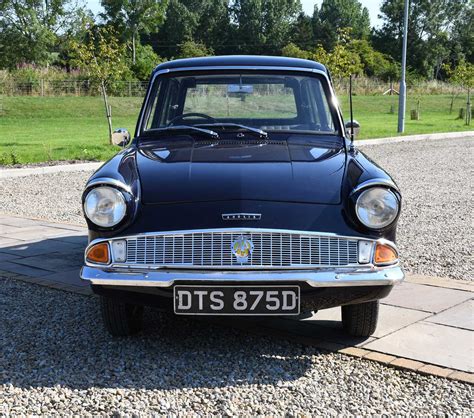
<box><xmin>145</xmin><ymin>125</ymin><xmax>219</xmax><ymax>139</ymax></box>
<box><xmin>196</xmin><ymin>123</ymin><xmax>268</xmax><ymax>139</ymax></box>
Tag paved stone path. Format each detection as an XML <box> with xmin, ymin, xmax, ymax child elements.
<box><xmin>1</xmin><ymin>214</ymin><xmax>472</xmax><ymax>381</ymax></box>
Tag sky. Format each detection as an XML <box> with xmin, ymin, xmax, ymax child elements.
<box><xmin>86</xmin><ymin>0</ymin><xmax>383</xmax><ymax>28</ymax></box>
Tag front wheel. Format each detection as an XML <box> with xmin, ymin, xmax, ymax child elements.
<box><xmin>341</xmin><ymin>300</ymin><xmax>379</xmax><ymax>337</ymax></box>
<box><xmin>100</xmin><ymin>296</ymin><xmax>144</xmax><ymax>336</ymax></box>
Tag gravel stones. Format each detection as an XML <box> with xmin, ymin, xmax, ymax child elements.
<box><xmin>361</xmin><ymin>137</ymin><xmax>472</xmax><ymax>280</ymax></box>
<box><xmin>1</xmin><ymin>278</ymin><xmax>472</xmax><ymax>415</ymax></box>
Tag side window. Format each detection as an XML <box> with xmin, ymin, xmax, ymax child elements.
<box><xmin>146</xmin><ymin>79</ymin><xmax>180</xmax><ymax>129</ymax></box>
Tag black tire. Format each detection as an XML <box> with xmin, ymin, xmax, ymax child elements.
<box><xmin>100</xmin><ymin>296</ymin><xmax>144</xmax><ymax>336</ymax></box>
<box><xmin>341</xmin><ymin>300</ymin><xmax>379</xmax><ymax>337</ymax></box>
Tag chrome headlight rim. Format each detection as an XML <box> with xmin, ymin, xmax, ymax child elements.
<box><xmin>83</xmin><ymin>186</ymin><xmax>128</xmax><ymax>228</ymax></box>
<box><xmin>355</xmin><ymin>187</ymin><xmax>400</xmax><ymax>230</ymax></box>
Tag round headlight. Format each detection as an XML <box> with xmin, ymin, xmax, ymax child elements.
<box><xmin>84</xmin><ymin>186</ymin><xmax>127</xmax><ymax>228</ymax></box>
<box><xmin>355</xmin><ymin>187</ymin><xmax>399</xmax><ymax>229</ymax></box>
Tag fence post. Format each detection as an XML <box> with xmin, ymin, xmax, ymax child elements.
<box><xmin>40</xmin><ymin>79</ymin><xmax>44</xmax><ymax>97</ymax></box>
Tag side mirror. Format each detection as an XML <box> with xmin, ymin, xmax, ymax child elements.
<box><xmin>112</xmin><ymin>128</ymin><xmax>131</xmax><ymax>147</ymax></box>
<box><xmin>345</xmin><ymin>120</ymin><xmax>361</xmax><ymax>139</ymax></box>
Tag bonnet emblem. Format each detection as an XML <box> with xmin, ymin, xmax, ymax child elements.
<box><xmin>231</xmin><ymin>236</ymin><xmax>254</xmax><ymax>263</ymax></box>
<box><xmin>222</xmin><ymin>213</ymin><xmax>261</xmax><ymax>221</ymax></box>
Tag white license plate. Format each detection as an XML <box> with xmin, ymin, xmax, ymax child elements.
<box><xmin>174</xmin><ymin>285</ymin><xmax>300</xmax><ymax>315</ymax></box>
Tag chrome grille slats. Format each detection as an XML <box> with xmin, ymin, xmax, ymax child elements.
<box><xmin>121</xmin><ymin>230</ymin><xmax>360</xmax><ymax>269</ymax></box>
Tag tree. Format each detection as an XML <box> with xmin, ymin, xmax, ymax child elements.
<box><xmin>231</xmin><ymin>0</ymin><xmax>302</xmax><ymax>55</ymax></box>
<box><xmin>195</xmin><ymin>0</ymin><xmax>232</xmax><ymax>54</ymax></box>
<box><xmin>177</xmin><ymin>40</ymin><xmax>213</xmax><ymax>58</ymax></box>
<box><xmin>291</xmin><ymin>12</ymin><xmax>315</xmax><ymax>50</ymax></box>
<box><xmin>312</xmin><ymin>0</ymin><xmax>371</xmax><ymax>51</ymax></box>
<box><xmin>153</xmin><ymin>0</ymin><xmax>199</xmax><ymax>57</ymax></box>
<box><xmin>0</xmin><ymin>0</ymin><xmax>80</xmax><ymax>68</ymax></box>
<box><xmin>101</xmin><ymin>0</ymin><xmax>168</xmax><ymax>65</ymax></box>
<box><xmin>349</xmin><ymin>39</ymin><xmax>399</xmax><ymax>80</ymax></box>
<box><xmin>373</xmin><ymin>0</ymin><xmax>468</xmax><ymax>79</ymax></box>
<box><xmin>70</xmin><ymin>24</ymin><xmax>130</xmax><ymax>144</ymax></box>
<box><xmin>282</xmin><ymin>42</ymin><xmax>310</xmax><ymax>59</ymax></box>
<box><xmin>131</xmin><ymin>43</ymin><xmax>162</xmax><ymax>80</ymax></box>
<box><xmin>444</xmin><ymin>60</ymin><xmax>474</xmax><ymax>116</ymax></box>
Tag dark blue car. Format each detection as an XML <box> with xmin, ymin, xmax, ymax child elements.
<box><xmin>80</xmin><ymin>56</ymin><xmax>404</xmax><ymax>337</ymax></box>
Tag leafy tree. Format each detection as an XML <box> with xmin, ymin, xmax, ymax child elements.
<box><xmin>349</xmin><ymin>39</ymin><xmax>399</xmax><ymax>80</ymax></box>
<box><xmin>312</xmin><ymin>0</ymin><xmax>370</xmax><ymax>51</ymax></box>
<box><xmin>195</xmin><ymin>0</ymin><xmax>232</xmax><ymax>54</ymax></box>
<box><xmin>101</xmin><ymin>0</ymin><xmax>168</xmax><ymax>65</ymax></box>
<box><xmin>449</xmin><ymin>2</ymin><xmax>473</xmax><ymax>65</ymax></box>
<box><xmin>231</xmin><ymin>0</ymin><xmax>302</xmax><ymax>55</ymax></box>
<box><xmin>282</xmin><ymin>42</ymin><xmax>310</xmax><ymax>59</ymax></box>
<box><xmin>70</xmin><ymin>24</ymin><xmax>130</xmax><ymax>144</ymax></box>
<box><xmin>177</xmin><ymin>40</ymin><xmax>213</xmax><ymax>58</ymax></box>
<box><xmin>373</xmin><ymin>0</ymin><xmax>468</xmax><ymax>79</ymax></box>
<box><xmin>291</xmin><ymin>12</ymin><xmax>315</xmax><ymax>50</ymax></box>
<box><xmin>153</xmin><ymin>0</ymin><xmax>199</xmax><ymax>57</ymax></box>
<box><xmin>0</xmin><ymin>0</ymin><xmax>80</xmax><ymax>68</ymax></box>
<box><xmin>446</xmin><ymin>59</ymin><xmax>474</xmax><ymax>89</ymax></box>
<box><xmin>131</xmin><ymin>43</ymin><xmax>163</xmax><ymax>80</ymax></box>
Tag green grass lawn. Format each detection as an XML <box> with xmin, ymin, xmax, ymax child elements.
<box><xmin>0</xmin><ymin>94</ymin><xmax>471</xmax><ymax>165</ymax></box>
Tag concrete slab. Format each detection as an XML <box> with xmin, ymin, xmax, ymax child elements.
<box><xmin>0</xmin><ymin>239</ymin><xmax>83</xmax><ymax>257</ymax></box>
<box><xmin>10</xmin><ymin>252</ymin><xmax>83</xmax><ymax>271</ymax></box>
<box><xmin>0</xmin><ymin>252</ymin><xmax>21</xmax><ymax>262</ymax></box>
<box><xmin>53</xmin><ymin>235</ymin><xmax>88</xmax><ymax>246</ymax></box>
<box><xmin>0</xmin><ymin>224</ymin><xmax>22</xmax><ymax>234</ymax></box>
<box><xmin>364</xmin><ymin>321</ymin><xmax>474</xmax><ymax>372</ymax></box>
<box><xmin>0</xmin><ymin>260</ymin><xmax>53</xmax><ymax>277</ymax></box>
<box><xmin>0</xmin><ymin>237</ymin><xmax>23</xmax><ymax>247</ymax></box>
<box><xmin>426</xmin><ymin>300</ymin><xmax>474</xmax><ymax>331</ymax></box>
<box><xmin>383</xmin><ymin>282</ymin><xmax>472</xmax><ymax>313</ymax></box>
<box><xmin>0</xmin><ymin>225</ymin><xmax>81</xmax><ymax>241</ymax></box>
<box><xmin>311</xmin><ymin>303</ymin><xmax>431</xmax><ymax>338</ymax></box>
<box><xmin>41</xmin><ymin>268</ymin><xmax>87</xmax><ymax>287</ymax></box>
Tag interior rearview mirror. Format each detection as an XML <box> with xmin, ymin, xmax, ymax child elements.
<box><xmin>112</xmin><ymin>128</ymin><xmax>131</xmax><ymax>147</ymax></box>
<box><xmin>345</xmin><ymin>120</ymin><xmax>361</xmax><ymax>139</ymax></box>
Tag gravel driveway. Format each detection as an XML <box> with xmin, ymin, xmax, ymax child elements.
<box><xmin>0</xmin><ymin>136</ymin><xmax>471</xmax><ymax>280</ymax></box>
<box><xmin>1</xmin><ymin>278</ymin><xmax>472</xmax><ymax>415</ymax></box>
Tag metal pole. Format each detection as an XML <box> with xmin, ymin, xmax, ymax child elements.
<box><xmin>398</xmin><ymin>0</ymin><xmax>409</xmax><ymax>133</ymax></box>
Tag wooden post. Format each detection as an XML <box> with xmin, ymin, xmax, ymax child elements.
<box><xmin>40</xmin><ymin>79</ymin><xmax>44</xmax><ymax>97</ymax></box>
<box><xmin>466</xmin><ymin>88</ymin><xmax>471</xmax><ymax>126</ymax></box>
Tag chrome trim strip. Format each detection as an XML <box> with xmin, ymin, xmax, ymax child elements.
<box><xmin>137</xmin><ymin>65</ymin><xmax>345</xmax><ymax>138</ymax></box>
<box><xmin>351</xmin><ymin>178</ymin><xmax>399</xmax><ymax>195</ymax></box>
<box><xmin>85</xmin><ymin>177</ymin><xmax>133</xmax><ymax>194</ymax></box>
<box><xmin>81</xmin><ymin>264</ymin><xmax>404</xmax><ymax>288</ymax></box>
<box><xmin>87</xmin><ymin>227</ymin><xmax>384</xmax><ymax>243</ymax></box>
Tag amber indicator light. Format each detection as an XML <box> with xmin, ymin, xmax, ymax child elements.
<box><xmin>86</xmin><ymin>242</ymin><xmax>110</xmax><ymax>264</ymax></box>
<box><xmin>374</xmin><ymin>243</ymin><xmax>398</xmax><ymax>265</ymax></box>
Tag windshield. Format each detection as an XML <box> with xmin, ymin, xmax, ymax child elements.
<box><xmin>142</xmin><ymin>72</ymin><xmax>339</xmax><ymax>135</ymax></box>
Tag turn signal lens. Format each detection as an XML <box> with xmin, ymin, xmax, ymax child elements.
<box><xmin>86</xmin><ymin>242</ymin><xmax>110</xmax><ymax>264</ymax></box>
<box><xmin>374</xmin><ymin>243</ymin><xmax>398</xmax><ymax>265</ymax></box>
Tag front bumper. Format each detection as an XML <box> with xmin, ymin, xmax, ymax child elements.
<box><xmin>80</xmin><ymin>264</ymin><xmax>404</xmax><ymax>288</ymax></box>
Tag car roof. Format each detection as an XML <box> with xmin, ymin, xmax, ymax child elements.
<box><xmin>154</xmin><ymin>55</ymin><xmax>327</xmax><ymax>74</ymax></box>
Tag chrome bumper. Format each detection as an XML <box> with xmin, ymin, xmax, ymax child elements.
<box><xmin>80</xmin><ymin>265</ymin><xmax>404</xmax><ymax>288</ymax></box>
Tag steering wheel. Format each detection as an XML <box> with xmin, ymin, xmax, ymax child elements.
<box><xmin>168</xmin><ymin>112</ymin><xmax>216</xmax><ymax>126</ymax></box>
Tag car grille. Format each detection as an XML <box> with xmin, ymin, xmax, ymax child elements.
<box><xmin>121</xmin><ymin>230</ymin><xmax>359</xmax><ymax>269</ymax></box>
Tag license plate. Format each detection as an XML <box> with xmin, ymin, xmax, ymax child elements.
<box><xmin>174</xmin><ymin>285</ymin><xmax>300</xmax><ymax>315</ymax></box>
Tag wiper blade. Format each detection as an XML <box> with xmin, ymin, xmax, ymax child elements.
<box><xmin>196</xmin><ymin>123</ymin><xmax>268</xmax><ymax>139</ymax></box>
<box><xmin>145</xmin><ymin>125</ymin><xmax>219</xmax><ymax>139</ymax></box>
